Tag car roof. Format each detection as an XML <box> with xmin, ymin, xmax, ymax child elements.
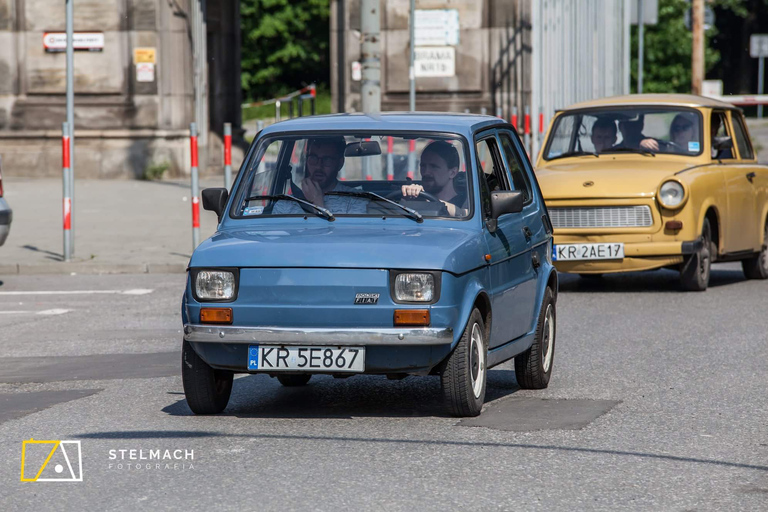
<box><xmin>561</xmin><ymin>93</ymin><xmax>737</xmax><ymax>111</ymax></box>
<box><xmin>259</xmin><ymin>112</ymin><xmax>506</xmax><ymax>137</ymax></box>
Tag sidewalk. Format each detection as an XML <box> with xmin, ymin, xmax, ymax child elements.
<box><xmin>0</xmin><ymin>178</ymin><xmax>222</xmax><ymax>275</ymax></box>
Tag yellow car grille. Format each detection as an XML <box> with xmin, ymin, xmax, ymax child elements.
<box><xmin>548</xmin><ymin>206</ymin><xmax>653</xmax><ymax>229</ymax></box>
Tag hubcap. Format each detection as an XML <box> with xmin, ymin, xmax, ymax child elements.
<box><xmin>470</xmin><ymin>323</ymin><xmax>485</xmax><ymax>399</ymax></box>
<box><xmin>542</xmin><ymin>304</ymin><xmax>554</xmax><ymax>373</ymax></box>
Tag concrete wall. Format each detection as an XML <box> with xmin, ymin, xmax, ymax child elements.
<box><xmin>0</xmin><ymin>0</ymin><xmax>242</xmax><ymax>178</ymax></box>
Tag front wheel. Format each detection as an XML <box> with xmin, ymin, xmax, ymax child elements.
<box><xmin>515</xmin><ymin>287</ymin><xmax>556</xmax><ymax>389</ymax></box>
<box><xmin>742</xmin><ymin>222</ymin><xmax>768</xmax><ymax>280</ymax></box>
<box><xmin>441</xmin><ymin>308</ymin><xmax>487</xmax><ymax>417</ymax></box>
<box><xmin>680</xmin><ymin>219</ymin><xmax>712</xmax><ymax>291</ymax></box>
<box><xmin>182</xmin><ymin>340</ymin><xmax>233</xmax><ymax>414</ymax></box>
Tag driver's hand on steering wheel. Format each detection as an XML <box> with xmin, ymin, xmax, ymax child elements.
<box><xmin>639</xmin><ymin>138</ymin><xmax>659</xmax><ymax>152</ymax></box>
<box><xmin>401</xmin><ymin>184</ymin><xmax>424</xmax><ymax>198</ymax></box>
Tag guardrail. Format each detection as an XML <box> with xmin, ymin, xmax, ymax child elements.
<box><xmin>242</xmin><ymin>84</ymin><xmax>317</xmax><ymax>122</ymax></box>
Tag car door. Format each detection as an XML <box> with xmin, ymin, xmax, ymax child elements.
<box><xmin>730</xmin><ymin>112</ymin><xmax>764</xmax><ymax>251</ymax></box>
<box><xmin>476</xmin><ymin>130</ymin><xmax>536</xmax><ymax>347</ymax></box>
<box><xmin>714</xmin><ymin>110</ymin><xmax>756</xmax><ymax>251</ymax></box>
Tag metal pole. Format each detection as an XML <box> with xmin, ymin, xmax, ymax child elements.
<box><xmin>759</xmin><ymin>57</ymin><xmax>765</xmax><ymax>119</ymax></box>
<box><xmin>691</xmin><ymin>0</ymin><xmax>704</xmax><ymax>95</ymax></box>
<box><xmin>62</xmin><ymin>123</ymin><xmax>72</xmax><ymax>262</ymax></box>
<box><xmin>224</xmin><ymin>123</ymin><xmax>232</xmax><ymax>189</ymax></box>
<box><xmin>409</xmin><ymin>0</ymin><xmax>416</xmax><ymax>111</ymax></box>
<box><xmin>190</xmin><ymin>123</ymin><xmax>200</xmax><ymax>249</ymax></box>
<box><xmin>637</xmin><ymin>0</ymin><xmax>644</xmax><ymax>93</ymax></box>
<box><xmin>66</xmin><ymin>0</ymin><xmax>75</xmax><ymax>255</ymax></box>
<box><xmin>361</xmin><ymin>0</ymin><xmax>381</xmax><ymax>113</ymax></box>
<box><xmin>275</xmin><ymin>100</ymin><xmax>281</xmax><ymax>122</ymax></box>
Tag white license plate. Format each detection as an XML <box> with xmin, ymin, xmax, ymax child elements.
<box><xmin>247</xmin><ymin>345</ymin><xmax>365</xmax><ymax>372</ymax></box>
<box><xmin>553</xmin><ymin>243</ymin><xmax>624</xmax><ymax>261</ymax></box>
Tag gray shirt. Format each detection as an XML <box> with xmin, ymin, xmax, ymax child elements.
<box><xmin>271</xmin><ymin>181</ymin><xmax>368</xmax><ymax>215</ymax></box>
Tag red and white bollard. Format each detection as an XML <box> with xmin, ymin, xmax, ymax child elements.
<box><xmin>224</xmin><ymin>123</ymin><xmax>232</xmax><ymax>189</ymax></box>
<box><xmin>190</xmin><ymin>123</ymin><xmax>200</xmax><ymax>249</ymax></box>
<box><xmin>386</xmin><ymin>136</ymin><xmax>394</xmax><ymax>181</ymax></box>
<box><xmin>61</xmin><ymin>122</ymin><xmax>72</xmax><ymax>261</ymax></box>
<box><xmin>407</xmin><ymin>139</ymin><xmax>416</xmax><ymax>180</ymax></box>
<box><xmin>511</xmin><ymin>106</ymin><xmax>518</xmax><ymax>132</ymax></box>
<box><xmin>524</xmin><ymin>106</ymin><xmax>532</xmax><ymax>156</ymax></box>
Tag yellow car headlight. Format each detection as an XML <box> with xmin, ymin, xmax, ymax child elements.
<box><xmin>658</xmin><ymin>180</ymin><xmax>686</xmax><ymax>209</ymax></box>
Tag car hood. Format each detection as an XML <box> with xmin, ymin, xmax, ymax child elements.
<box><xmin>535</xmin><ymin>158</ymin><xmax>696</xmax><ymax>199</ymax></box>
<box><xmin>189</xmin><ymin>221</ymin><xmax>486</xmax><ymax>274</ymax></box>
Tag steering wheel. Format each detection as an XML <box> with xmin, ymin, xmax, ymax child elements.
<box><xmin>386</xmin><ymin>189</ymin><xmax>442</xmax><ymax>203</ymax></box>
<box><xmin>659</xmin><ymin>140</ymin><xmax>683</xmax><ymax>151</ymax></box>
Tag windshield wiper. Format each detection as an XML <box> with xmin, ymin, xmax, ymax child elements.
<box><xmin>547</xmin><ymin>150</ymin><xmax>599</xmax><ymax>161</ymax></box>
<box><xmin>245</xmin><ymin>194</ymin><xmax>335</xmax><ymax>221</ymax></box>
<box><xmin>327</xmin><ymin>190</ymin><xmax>423</xmax><ymax>223</ymax></box>
<box><xmin>603</xmin><ymin>147</ymin><xmax>656</xmax><ymax>157</ymax></box>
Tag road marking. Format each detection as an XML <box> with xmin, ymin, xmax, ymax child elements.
<box><xmin>0</xmin><ymin>289</ymin><xmax>153</xmax><ymax>296</ymax></box>
<box><xmin>0</xmin><ymin>309</ymin><xmax>71</xmax><ymax>316</ymax></box>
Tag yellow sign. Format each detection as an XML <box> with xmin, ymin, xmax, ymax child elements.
<box><xmin>20</xmin><ymin>438</ymin><xmax>83</xmax><ymax>482</ymax></box>
<box><xmin>133</xmin><ymin>47</ymin><xmax>156</xmax><ymax>64</ymax></box>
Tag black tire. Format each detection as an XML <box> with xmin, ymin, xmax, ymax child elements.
<box><xmin>277</xmin><ymin>374</ymin><xmax>312</xmax><ymax>387</ymax></box>
<box><xmin>742</xmin><ymin>221</ymin><xmax>768</xmax><ymax>280</ymax></box>
<box><xmin>680</xmin><ymin>218</ymin><xmax>712</xmax><ymax>291</ymax></box>
<box><xmin>441</xmin><ymin>308</ymin><xmax>487</xmax><ymax>417</ymax></box>
<box><xmin>515</xmin><ymin>287</ymin><xmax>556</xmax><ymax>389</ymax></box>
<box><xmin>182</xmin><ymin>339</ymin><xmax>233</xmax><ymax>414</ymax></box>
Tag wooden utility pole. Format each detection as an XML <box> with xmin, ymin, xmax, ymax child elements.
<box><xmin>691</xmin><ymin>0</ymin><xmax>704</xmax><ymax>95</ymax></box>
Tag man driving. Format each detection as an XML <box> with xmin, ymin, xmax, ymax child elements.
<box><xmin>400</xmin><ymin>141</ymin><xmax>468</xmax><ymax>217</ymax></box>
<box><xmin>615</xmin><ymin>115</ymin><xmax>647</xmax><ymax>149</ymax></box>
<box><xmin>272</xmin><ymin>136</ymin><xmax>367</xmax><ymax>214</ymax></box>
<box><xmin>590</xmin><ymin>118</ymin><xmax>618</xmax><ymax>152</ymax></box>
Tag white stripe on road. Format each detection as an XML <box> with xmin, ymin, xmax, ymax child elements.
<box><xmin>0</xmin><ymin>309</ymin><xmax>71</xmax><ymax>316</ymax></box>
<box><xmin>0</xmin><ymin>289</ymin><xmax>153</xmax><ymax>296</ymax></box>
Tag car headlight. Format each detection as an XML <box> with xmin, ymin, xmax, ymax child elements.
<box><xmin>195</xmin><ymin>270</ymin><xmax>236</xmax><ymax>301</ymax></box>
<box><xmin>658</xmin><ymin>180</ymin><xmax>686</xmax><ymax>209</ymax></box>
<box><xmin>393</xmin><ymin>273</ymin><xmax>435</xmax><ymax>302</ymax></box>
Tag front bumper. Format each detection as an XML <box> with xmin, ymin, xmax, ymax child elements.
<box><xmin>183</xmin><ymin>324</ymin><xmax>454</xmax><ymax>345</ymax></box>
<box><xmin>553</xmin><ymin>237</ymin><xmax>702</xmax><ymax>274</ymax></box>
<box><xmin>0</xmin><ymin>198</ymin><xmax>11</xmax><ymax>246</ymax></box>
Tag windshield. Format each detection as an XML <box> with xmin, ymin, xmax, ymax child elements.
<box><xmin>230</xmin><ymin>133</ymin><xmax>471</xmax><ymax>220</ymax></box>
<box><xmin>544</xmin><ymin>107</ymin><xmax>704</xmax><ymax>159</ymax></box>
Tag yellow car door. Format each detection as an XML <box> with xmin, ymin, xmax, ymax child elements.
<box><xmin>730</xmin><ymin>112</ymin><xmax>766</xmax><ymax>252</ymax></box>
<box><xmin>713</xmin><ymin>110</ymin><xmax>756</xmax><ymax>252</ymax></box>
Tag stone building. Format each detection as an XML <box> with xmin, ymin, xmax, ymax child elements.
<box><xmin>0</xmin><ymin>0</ymin><xmax>241</xmax><ymax>178</ymax></box>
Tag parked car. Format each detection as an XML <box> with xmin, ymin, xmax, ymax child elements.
<box><xmin>182</xmin><ymin>113</ymin><xmax>557</xmax><ymax>417</ymax></box>
<box><xmin>535</xmin><ymin>94</ymin><xmax>768</xmax><ymax>290</ymax></box>
<box><xmin>0</xmin><ymin>156</ymin><xmax>11</xmax><ymax>246</ymax></box>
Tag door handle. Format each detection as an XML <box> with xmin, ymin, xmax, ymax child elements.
<box><xmin>746</xmin><ymin>172</ymin><xmax>756</xmax><ymax>183</ymax></box>
<box><xmin>531</xmin><ymin>252</ymin><xmax>541</xmax><ymax>268</ymax></box>
<box><xmin>523</xmin><ymin>226</ymin><xmax>532</xmax><ymax>239</ymax></box>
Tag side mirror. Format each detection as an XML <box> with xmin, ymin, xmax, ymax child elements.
<box><xmin>490</xmin><ymin>190</ymin><xmax>524</xmax><ymax>219</ymax></box>
<box><xmin>713</xmin><ymin>136</ymin><xmax>733</xmax><ymax>151</ymax></box>
<box><xmin>202</xmin><ymin>188</ymin><xmax>229</xmax><ymax>221</ymax></box>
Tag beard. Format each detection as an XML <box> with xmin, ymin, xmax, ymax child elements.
<box><xmin>421</xmin><ymin>176</ymin><xmax>439</xmax><ymax>194</ymax></box>
<box><xmin>308</xmin><ymin>168</ymin><xmax>335</xmax><ymax>190</ymax></box>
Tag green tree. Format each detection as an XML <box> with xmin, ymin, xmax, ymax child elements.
<box><xmin>240</xmin><ymin>0</ymin><xmax>330</xmax><ymax>101</ymax></box>
<box><xmin>631</xmin><ymin>0</ymin><xmax>720</xmax><ymax>93</ymax></box>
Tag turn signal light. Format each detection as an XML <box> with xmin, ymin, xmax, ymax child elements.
<box><xmin>665</xmin><ymin>220</ymin><xmax>683</xmax><ymax>230</ymax></box>
<box><xmin>394</xmin><ymin>309</ymin><xmax>430</xmax><ymax>326</ymax></box>
<box><xmin>200</xmin><ymin>307</ymin><xmax>233</xmax><ymax>324</ymax></box>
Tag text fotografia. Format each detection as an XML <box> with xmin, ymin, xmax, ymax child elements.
<box><xmin>108</xmin><ymin>449</ymin><xmax>195</xmax><ymax>471</ymax></box>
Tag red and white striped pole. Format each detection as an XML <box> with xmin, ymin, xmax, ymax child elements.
<box><xmin>511</xmin><ymin>106</ymin><xmax>518</xmax><ymax>132</ymax></box>
<box><xmin>407</xmin><ymin>139</ymin><xmax>416</xmax><ymax>179</ymax></box>
<box><xmin>386</xmin><ymin>136</ymin><xmax>394</xmax><ymax>181</ymax></box>
<box><xmin>190</xmin><ymin>123</ymin><xmax>200</xmax><ymax>248</ymax></box>
<box><xmin>223</xmin><ymin>122</ymin><xmax>232</xmax><ymax>189</ymax></box>
<box><xmin>61</xmin><ymin>122</ymin><xmax>72</xmax><ymax>261</ymax></box>
<box><xmin>524</xmin><ymin>106</ymin><xmax>532</xmax><ymax>156</ymax></box>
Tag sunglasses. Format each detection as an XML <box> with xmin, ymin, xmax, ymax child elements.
<box><xmin>671</xmin><ymin>123</ymin><xmax>692</xmax><ymax>132</ymax></box>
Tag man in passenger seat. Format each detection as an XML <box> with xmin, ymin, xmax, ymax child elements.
<box><xmin>400</xmin><ymin>141</ymin><xmax>468</xmax><ymax>217</ymax></box>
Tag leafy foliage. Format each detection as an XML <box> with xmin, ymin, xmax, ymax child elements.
<box><xmin>240</xmin><ymin>0</ymin><xmax>331</xmax><ymax>102</ymax></box>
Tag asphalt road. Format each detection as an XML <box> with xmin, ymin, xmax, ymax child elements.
<box><xmin>0</xmin><ymin>267</ymin><xmax>766</xmax><ymax>511</ymax></box>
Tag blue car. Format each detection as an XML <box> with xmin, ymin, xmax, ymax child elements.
<box><xmin>182</xmin><ymin>113</ymin><xmax>557</xmax><ymax>417</ymax></box>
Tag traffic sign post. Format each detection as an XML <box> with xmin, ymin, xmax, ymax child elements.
<box><xmin>751</xmin><ymin>35</ymin><xmax>768</xmax><ymax>118</ymax></box>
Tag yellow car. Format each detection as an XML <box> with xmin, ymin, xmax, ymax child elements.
<box><xmin>535</xmin><ymin>94</ymin><xmax>768</xmax><ymax>290</ymax></box>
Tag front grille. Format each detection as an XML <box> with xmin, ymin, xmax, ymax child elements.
<box><xmin>548</xmin><ymin>206</ymin><xmax>653</xmax><ymax>229</ymax></box>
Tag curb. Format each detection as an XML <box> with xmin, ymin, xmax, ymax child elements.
<box><xmin>0</xmin><ymin>263</ymin><xmax>188</xmax><ymax>276</ymax></box>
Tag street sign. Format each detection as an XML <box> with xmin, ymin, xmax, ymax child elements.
<box><xmin>136</xmin><ymin>63</ymin><xmax>155</xmax><ymax>82</ymax></box>
<box><xmin>43</xmin><ymin>32</ymin><xmax>104</xmax><ymax>52</ymax></box>
<box><xmin>133</xmin><ymin>47</ymin><xmax>156</xmax><ymax>64</ymax></box>
<box><xmin>750</xmin><ymin>34</ymin><xmax>768</xmax><ymax>58</ymax></box>
<box><xmin>683</xmin><ymin>7</ymin><xmax>714</xmax><ymax>31</ymax></box>
<box><xmin>702</xmin><ymin>80</ymin><xmax>722</xmax><ymax>98</ymax></box>
<box><xmin>629</xmin><ymin>0</ymin><xmax>659</xmax><ymax>25</ymax></box>
<box><xmin>414</xmin><ymin>9</ymin><xmax>460</xmax><ymax>47</ymax></box>
<box><xmin>414</xmin><ymin>46</ymin><xmax>455</xmax><ymax>77</ymax></box>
